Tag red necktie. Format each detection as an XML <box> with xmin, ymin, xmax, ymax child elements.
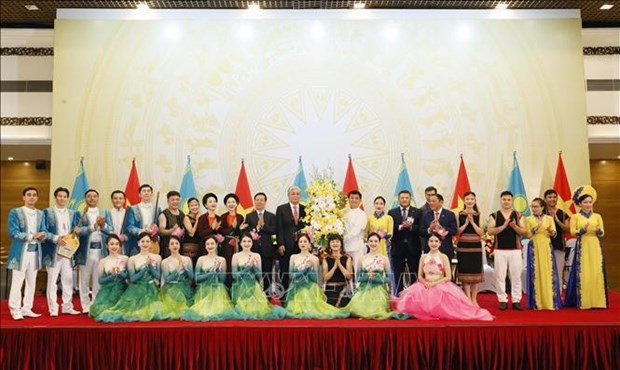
<box><xmin>293</xmin><ymin>206</ymin><xmax>299</xmax><ymax>225</ymax></box>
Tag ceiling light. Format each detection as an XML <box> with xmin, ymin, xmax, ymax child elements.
<box><xmin>24</xmin><ymin>162</ymin><xmax>30</xmax><ymax>166</ymax></box>
<box><xmin>601</xmin><ymin>160</ymin><xmax>607</xmax><ymax>164</ymax></box>
<box><xmin>136</xmin><ymin>3</ymin><xmax>150</xmax><ymax>10</ymax></box>
<box><xmin>495</xmin><ymin>3</ymin><xmax>509</xmax><ymax>9</ymax></box>
<box><xmin>353</xmin><ymin>2</ymin><xmax>366</xmax><ymax>9</ymax></box>
<box><xmin>24</xmin><ymin>5</ymin><xmax>39</xmax><ymax>11</ymax></box>
<box><xmin>248</xmin><ymin>2</ymin><xmax>260</xmax><ymax>11</ymax></box>
<box><xmin>8</xmin><ymin>157</ymin><xmax>14</xmax><ymax>161</ymax></box>
<box><xmin>600</xmin><ymin>4</ymin><xmax>614</xmax><ymax>10</ymax></box>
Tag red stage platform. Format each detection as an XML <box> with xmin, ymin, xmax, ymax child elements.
<box><xmin>1</xmin><ymin>292</ymin><xmax>619</xmax><ymax>370</ymax></box>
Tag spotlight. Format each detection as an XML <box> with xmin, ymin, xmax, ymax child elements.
<box><xmin>248</xmin><ymin>2</ymin><xmax>260</xmax><ymax>11</ymax></box>
<box><xmin>136</xmin><ymin>3</ymin><xmax>150</xmax><ymax>10</ymax></box>
<box><xmin>353</xmin><ymin>2</ymin><xmax>366</xmax><ymax>9</ymax></box>
<box><xmin>24</xmin><ymin>5</ymin><xmax>39</xmax><ymax>11</ymax></box>
<box><xmin>8</xmin><ymin>157</ymin><xmax>14</xmax><ymax>161</ymax></box>
<box><xmin>495</xmin><ymin>3</ymin><xmax>509</xmax><ymax>10</ymax></box>
<box><xmin>600</xmin><ymin>4</ymin><xmax>614</xmax><ymax>10</ymax></box>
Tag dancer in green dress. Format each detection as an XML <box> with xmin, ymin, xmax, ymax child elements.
<box><xmin>182</xmin><ymin>235</ymin><xmax>240</xmax><ymax>321</ymax></box>
<box><xmin>89</xmin><ymin>234</ymin><xmax>128</xmax><ymax>319</ymax></box>
<box><xmin>159</xmin><ymin>236</ymin><xmax>194</xmax><ymax>319</ymax></box>
<box><xmin>346</xmin><ymin>233</ymin><xmax>407</xmax><ymax>319</ymax></box>
<box><xmin>231</xmin><ymin>233</ymin><xmax>285</xmax><ymax>319</ymax></box>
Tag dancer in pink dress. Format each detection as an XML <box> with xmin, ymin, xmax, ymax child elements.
<box><xmin>392</xmin><ymin>232</ymin><xmax>493</xmax><ymax>321</ymax></box>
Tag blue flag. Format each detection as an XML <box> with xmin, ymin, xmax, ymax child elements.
<box><xmin>392</xmin><ymin>154</ymin><xmax>416</xmax><ymax>208</ymax></box>
<box><xmin>179</xmin><ymin>155</ymin><xmax>198</xmax><ymax>213</ymax></box>
<box><xmin>507</xmin><ymin>151</ymin><xmax>530</xmax><ymax>216</ymax></box>
<box><xmin>68</xmin><ymin>157</ymin><xmax>90</xmax><ymax>211</ymax></box>
<box><xmin>293</xmin><ymin>156</ymin><xmax>308</xmax><ymax>203</ymax></box>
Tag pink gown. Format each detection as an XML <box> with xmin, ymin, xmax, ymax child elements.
<box><xmin>392</xmin><ymin>254</ymin><xmax>493</xmax><ymax>321</ymax></box>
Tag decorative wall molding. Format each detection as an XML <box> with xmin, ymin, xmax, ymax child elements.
<box><xmin>0</xmin><ymin>47</ymin><xmax>54</xmax><ymax>56</ymax></box>
<box><xmin>583</xmin><ymin>47</ymin><xmax>620</xmax><ymax>56</ymax></box>
<box><xmin>0</xmin><ymin>47</ymin><xmax>618</xmax><ymax>57</ymax></box>
<box><xmin>587</xmin><ymin>116</ymin><xmax>620</xmax><ymax>125</ymax></box>
<box><xmin>0</xmin><ymin>117</ymin><xmax>52</xmax><ymax>126</ymax></box>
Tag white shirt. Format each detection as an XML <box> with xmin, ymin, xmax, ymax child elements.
<box><xmin>343</xmin><ymin>207</ymin><xmax>368</xmax><ymax>253</ymax></box>
<box><xmin>23</xmin><ymin>206</ymin><xmax>38</xmax><ymax>243</ymax></box>
<box><xmin>110</xmin><ymin>207</ymin><xmax>126</xmax><ymax>234</ymax></box>
<box><xmin>86</xmin><ymin>207</ymin><xmax>103</xmax><ymax>243</ymax></box>
<box><xmin>138</xmin><ymin>203</ymin><xmax>154</xmax><ymax>228</ymax></box>
<box><xmin>53</xmin><ymin>206</ymin><xmax>71</xmax><ymax>243</ymax></box>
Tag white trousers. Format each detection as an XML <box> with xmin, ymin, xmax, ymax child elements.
<box><xmin>46</xmin><ymin>254</ymin><xmax>75</xmax><ymax>314</ymax></box>
<box><xmin>494</xmin><ymin>249</ymin><xmax>523</xmax><ymax>303</ymax></box>
<box><xmin>8</xmin><ymin>251</ymin><xmax>38</xmax><ymax>315</ymax></box>
<box><xmin>79</xmin><ymin>249</ymin><xmax>101</xmax><ymax>311</ymax></box>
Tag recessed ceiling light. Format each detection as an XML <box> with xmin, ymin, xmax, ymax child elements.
<box><xmin>136</xmin><ymin>3</ymin><xmax>150</xmax><ymax>10</ymax></box>
<box><xmin>600</xmin><ymin>4</ymin><xmax>614</xmax><ymax>10</ymax></box>
<box><xmin>8</xmin><ymin>157</ymin><xmax>14</xmax><ymax>161</ymax></box>
<box><xmin>24</xmin><ymin>162</ymin><xmax>30</xmax><ymax>166</ymax></box>
<box><xmin>601</xmin><ymin>160</ymin><xmax>607</xmax><ymax>164</ymax></box>
<box><xmin>353</xmin><ymin>2</ymin><xmax>366</xmax><ymax>9</ymax></box>
<box><xmin>24</xmin><ymin>5</ymin><xmax>39</xmax><ymax>11</ymax></box>
<box><xmin>495</xmin><ymin>3</ymin><xmax>509</xmax><ymax>9</ymax></box>
<box><xmin>248</xmin><ymin>2</ymin><xmax>260</xmax><ymax>11</ymax></box>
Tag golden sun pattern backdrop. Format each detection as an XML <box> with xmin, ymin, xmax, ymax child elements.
<box><xmin>52</xmin><ymin>14</ymin><xmax>589</xmax><ymax>212</ymax></box>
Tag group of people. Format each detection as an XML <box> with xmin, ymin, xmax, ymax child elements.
<box><xmin>6</xmin><ymin>182</ymin><xmax>606</xmax><ymax>322</ymax></box>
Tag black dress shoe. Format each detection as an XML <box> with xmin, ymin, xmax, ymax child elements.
<box><xmin>512</xmin><ymin>303</ymin><xmax>523</xmax><ymax>311</ymax></box>
<box><xmin>499</xmin><ymin>302</ymin><xmax>508</xmax><ymax>310</ymax></box>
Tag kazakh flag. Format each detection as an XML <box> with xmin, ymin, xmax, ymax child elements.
<box><xmin>293</xmin><ymin>156</ymin><xmax>308</xmax><ymax>203</ymax></box>
<box><xmin>179</xmin><ymin>155</ymin><xmax>197</xmax><ymax>213</ymax></box>
<box><xmin>392</xmin><ymin>153</ymin><xmax>416</xmax><ymax>208</ymax></box>
<box><xmin>68</xmin><ymin>157</ymin><xmax>90</xmax><ymax>211</ymax></box>
<box><xmin>507</xmin><ymin>151</ymin><xmax>530</xmax><ymax>216</ymax></box>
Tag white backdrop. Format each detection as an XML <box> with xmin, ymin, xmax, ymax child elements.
<box><xmin>51</xmin><ymin>10</ymin><xmax>589</xmax><ymax>213</ymax></box>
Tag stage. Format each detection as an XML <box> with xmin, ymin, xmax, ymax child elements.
<box><xmin>1</xmin><ymin>292</ymin><xmax>619</xmax><ymax>370</ymax></box>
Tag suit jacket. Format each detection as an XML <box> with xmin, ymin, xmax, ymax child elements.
<box><xmin>388</xmin><ymin>206</ymin><xmax>423</xmax><ymax>255</ymax></box>
<box><xmin>245</xmin><ymin>209</ymin><xmax>277</xmax><ymax>258</ymax></box>
<box><xmin>7</xmin><ymin>207</ymin><xmax>44</xmax><ymax>271</ymax></box>
<box><xmin>420</xmin><ymin>208</ymin><xmax>457</xmax><ymax>256</ymax></box>
<box><xmin>42</xmin><ymin>207</ymin><xmax>77</xmax><ymax>267</ymax></box>
<box><xmin>276</xmin><ymin>203</ymin><xmax>306</xmax><ymax>255</ymax></box>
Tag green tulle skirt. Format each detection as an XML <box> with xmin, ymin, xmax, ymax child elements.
<box><xmin>96</xmin><ymin>279</ymin><xmax>163</xmax><ymax>322</ymax></box>
<box><xmin>159</xmin><ymin>280</ymin><xmax>193</xmax><ymax>320</ymax></box>
<box><xmin>346</xmin><ymin>283</ymin><xmax>408</xmax><ymax>320</ymax></box>
<box><xmin>88</xmin><ymin>281</ymin><xmax>126</xmax><ymax>319</ymax></box>
<box><xmin>182</xmin><ymin>282</ymin><xmax>240</xmax><ymax>321</ymax></box>
<box><xmin>285</xmin><ymin>281</ymin><xmax>349</xmax><ymax>319</ymax></box>
<box><xmin>231</xmin><ymin>278</ymin><xmax>286</xmax><ymax>320</ymax></box>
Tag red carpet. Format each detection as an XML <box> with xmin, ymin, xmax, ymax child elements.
<box><xmin>1</xmin><ymin>292</ymin><xmax>619</xmax><ymax>369</ymax></box>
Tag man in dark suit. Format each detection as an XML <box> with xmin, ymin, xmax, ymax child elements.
<box><xmin>245</xmin><ymin>192</ymin><xmax>277</xmax><ymax>293</ymax></box>
<box><xmin>388</xmin><ymin>190</ymin><xmax>423</xmax><ymax>294</ymax></box>
<box><xmin>420</xmin><ymin>193</ymin><xmax>458</xmax><ymax>260</ymax></box>
<box><xmin>276</xmin><ymin>186</ymin><xmax>306</xmax><ymax>293</ymax></box>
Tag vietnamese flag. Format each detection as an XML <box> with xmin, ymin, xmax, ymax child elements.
<box><xmin>553</xmin><ymin>152</ymin><xmax>576</xmax><ymax>216</ymax></box>
<box><xmin>124</xmin><ymin>159</ymin><xmax>141</xmax><ymax>207</ymax></box>
<box><xmin>343</xmin><ymin>155</ymin><xmax>363</xmax><ymax>210</ymax></box>
<box><xmin>235</xmin><ymin>159</ymin><xmax>253</xmax><ymax>217</ymax></box>
<box><xmin>450</xmin><ymin>155</ymin><xmax>472</xmax><ymax>212</ymax></box>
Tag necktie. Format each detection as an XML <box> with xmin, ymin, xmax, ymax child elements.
<box><xmin>434</xmin><ymin>212</ymin><xmax>440</xmax><ymax>221</ymax></box>
<box><xmin>402</xmin><ymin>208</ymin><xmax>407</xmax><ymax>220</ymax></box>
<box><xmin>293</xmin><ymin>206</ymin><xmax>299</xmax><ymax>225</ymax></box>
<box><xmin>258</xmin><ymin>212</ymin><xmax>264</xmax><ymax>224</ymax></box>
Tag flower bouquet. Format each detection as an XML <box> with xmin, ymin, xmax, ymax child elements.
<box><xmin>302</xmin><ymin>168</ymin><xmax>347</xmax><ymax>257</ymax></box>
